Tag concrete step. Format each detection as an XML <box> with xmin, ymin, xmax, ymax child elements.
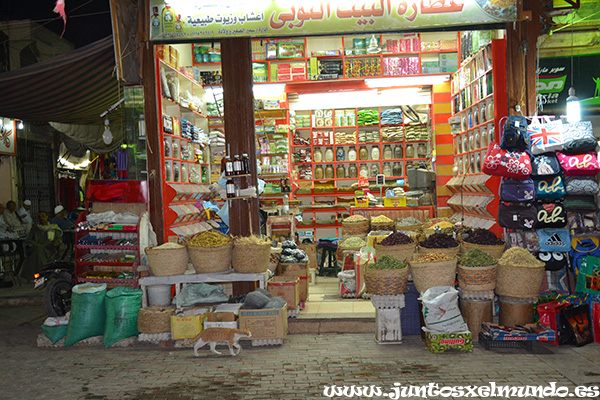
<box><xmin>289</xmin><ymin>317</ymin><xmax>375</xmax><ymax>334</ymax></box>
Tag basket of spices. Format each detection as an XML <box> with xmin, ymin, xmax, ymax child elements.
<box><xmin>460</xmin><ymin>228</ymin><xmax>505</xmax><ymax>259</ymax></box>
<box><xmin>458</xmin><ymin>249</ymin><xmax>498</xmax><ymax>292</ymax></box>
<box><xmin>188</xmin><ymin>231</ymin><xmax>233</xmax><ymax>273</ymax></box>
<box><xmin>342</xmin><ymin>214</ymin><xmax>369</xmax><ymax>237</ymax></box>
<box><xmin>374</xmin><ymin>232</ymin><xmax>416</xmax><ymax>262</ymax></box>
<box><xmin>396</xmin><ymin>217</ymin><xmax>423</xmax><ymax>233</ymax></box>
<box><xmin>408</xmin><ymin>253</ymin><xmax>458</xmax><ymax>294</ymax></box>
<box><xmin>336</xmin><ymin>236</ymin><xmax>367</xmax><ymax>266</ymax></box>
<box><xmin>370</xmin><ymin>215</ymin><xmax>395</xmax><ymax>232</ymax></box>
<box><xmin>365</xmin><ymin>255</ymin><xmax>409</xmax><ymax>295</ymax></box>
<box><xmin>496</xmin><ymin>247</ymin><xmax>545</xmax><ymax>298</ymax></box>
<box><xmin>232</xmin><ymin>235</ymin><xmax>271</xmax><ymax>273</ymax></box>
<box><xmin>418</xmin><ymin>233</ymin><xmax>460</xmax><ymax>258</ymax></box>
<box><xmin>145</xmin><ymin>242</ymin><xmax>189</xmax><ymax>276</ymax></box>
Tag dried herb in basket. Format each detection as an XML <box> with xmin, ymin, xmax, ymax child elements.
<box><xmin>460</xmin><ymin>249</ymin><xmax>496</xmax><ymax>267</ymax></box>
<box><xmin>379</xmin><ymin>232</ymin><xmax>413</xmax><ymax>246</ymax></box>
<box><xmin>419</xmin><ymin>233</ymin><xmax>458</xmax><ymax>248</ymax></box>
<box><xmin>370</xmin><ymin>255</ymin><xmax>407</xmax><ymax>270</ymax></box>
<box><xmin>462</xmin><ymin>228</ymin><xmax>504</xmax><ymax>245</ymax></box>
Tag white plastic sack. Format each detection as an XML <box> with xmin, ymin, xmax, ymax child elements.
<box><xmin>338</xmin><ymin>270</ymin><xmax>356</xmax><ymax>292</ymax></box>
<box><xmin>420</xmin><ymin>286</ymin><xmax>468</xmax><ymax>334</ymax></box>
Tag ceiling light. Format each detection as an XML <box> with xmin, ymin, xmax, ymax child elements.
<box><xmin>566</xmin><ymin>12</ymin><xmax>580</xmax><ymax>123</ymax></box>
<box><xmin>17</xmin><ymin>121</ymin><xmax>24</xmax><ymax>130</ymax></box>
<box><xmin>102</xmin><ymin>118</ymin><xmax>113</xmax><ymax>145</ymax></box>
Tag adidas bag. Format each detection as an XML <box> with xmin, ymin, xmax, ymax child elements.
<box><xmin>537</xmin><ymin>228</ymin><xmax>571</xmax><ymax>252</ymax></box>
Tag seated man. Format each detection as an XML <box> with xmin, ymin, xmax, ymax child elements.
<box><xmin>2</xmin><ymin>201</ymin><xmax>26</xmax><ymax>236</ymax></box>
<box><xmin>20</xmin><ymin>211</ymin><xmax>62</xmax><ymax>281</ymax></box>
<box><xmin>16</xmin><ymin>200</ymin><xmax>33</xmax><ymax>235</ymax></box>
<box><xmin>51</xmin><ymin>205</ymin><xmax>75</xmax><ymax>255</ymax></box>
<box><xmin>0</xmin><ymin>203</ymin><xmax>18</xmax><ymax>239</ymax></box>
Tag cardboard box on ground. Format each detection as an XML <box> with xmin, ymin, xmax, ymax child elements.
<box><xmin>278</xmin><ymin>262</ymin><xmax>309</xmax><ymax>302</ymax></box>
<box><xmin>268</xmin><ymin>276</ymin><xmax>300</xmax><ymax>309</ymax></box>
<box><xmin>239</xmin><ymin>304</ymin><xmax>288</xmax><ymax>340</ymax></box>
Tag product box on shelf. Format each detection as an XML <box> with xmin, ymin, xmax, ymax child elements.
<box><xmin>238</xmin><ymin>304</ymin><xmax>288</xmax><ymax>340</ymax></box>
<box><xmin>204</xmin><ymin>311</ymin><xmax>237</xmax><ymax>329</ymax></box>
<box><xmin>268</xmin><ymin>276</ymin><xmax>300</xmax><ymax>309</ymax></box>
<box><xmin>383</xmin><ymin>197</ymin><xmax>407</xmax><ymax>208</ymax></box>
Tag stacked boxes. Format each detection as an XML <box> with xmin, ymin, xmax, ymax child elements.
<box><xmin>278</xmin><ymin>262</ymin><xmax>309</xmax><ymax>302</ymax></box>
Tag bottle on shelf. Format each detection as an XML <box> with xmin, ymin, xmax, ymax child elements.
<box><xmin>393</xmin><ymin>162</ymin><xmax>403</xmax><ymax>177</ymax></box>
<box><xmin>282</xmin><ymin>193</ymin><xmax>289</xmax><ymax>214</ymax></box>
<box><xmin>336</xmin><ymin>147</ymin><xmax>345</xmax><ymax>161</ymax></box>
<box><xmin>313</xmin><ymin>148</ymin><xmax>323</xmax><ymax>162</ymax></box>
<box><xmin>325</xmin><ymin>147</ymin><xmax>334</xmax><ymax>162</ymax></box>
<box><xmin>336</xmin><ymin>164</ymin><xmax>346</xmax><ymax>179</ymax></box>
<box><xmin>394</xmin><ymin>145</ymin><xmax>403</xmax><ymax>159</ymax></box>
<box><xmin>417</xmin><ymin>143</ymin><xmax>427</xmax><ymax>158</ymax></box>
<box><xmin>226</xmin><ymin>178</ymin><xmax>235</xmax><ymax>198</ymax></box>
<box><xmin>314</xmin><ymin>165</ymin><xmax>324</xmax><ymax>180</ymax></box>
<box><xmin>325</xmin><ymin>164</ymin><xmax>334</xmax><ymax>179</ymax></box>
<box><xmin>242</xmin><ymin>153</ymin><xmax>250</xmax><ymax>174</ymax></box>
<box><xmin>370</xmin><ymin>163</ymin><xmax>379</xmax><ymax>177</ymax></box>
<box><xmin>383</xmin><ymin>162</ymin><xmax>392</xmax><ymax>177</ymax></box>
<box><xmin>383</xmin><ymin>145</ymin><xmax>392</xmax><ymax>160</ymax></box>
<box><xmin>164</xmin><ymin>139</ymin><xmax>171</xmax><ymax>157</ymax></box>
<box><xmin>348</xmin><ymin>164</ymin><xmax>358</xmax><ymax>178</ymax></box>
<box><xmin>371</xmin><ymin>145</ymin><xmax>380</xmax><ymax>160</ymax></box>
<box><xmin>165</xmin><ymin>163</ymin><xmax>172</xmax><ymax>181</ymax></box>
<box><xmin>359</xmin><ymin>164</ymin><xmax>369</xmax><ymax>177</ymax></box>
<box><xmin>172</xmin><ymin>141</ymin><xmax>179</xmax><ymax>159</ymax></box>
<box><xmin>406</xmin><ymin>144</ymin><xmax>415</xmax><ymax>159</ymax></box>
<box><xmin>181</xmin><ymin>165</ymin><xmax>187</xmax><ymax>182</ymax></box>
<box><xmin>224</xmin><ymin>155</ymin><xmax>234</xmax><ymax>176</ymax></box>
<box><xmin>348</xmin><ymin>147</ymin><xmax>357</xmax><ymax>161</ymax></box>
<box><xmin>173</xmin><ymin>163</ymin><xmax>179</xmax><ymax>182</ymax></box>
<box><xmin>359</xmin><ymin>146</ymin><xmax>368</xmax><ymax>160</ymax></box>
<box><xmin>233</xmin><ymin>155</ymin><xmax>243</xmax><ymax>175</ymax></box>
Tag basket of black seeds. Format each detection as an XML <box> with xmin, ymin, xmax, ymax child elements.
<box><xmin>418</xmin><ymin>233</ymin><xmax>460</xmax><ymax>258</ymax></box>
<box><xmin>374</xmin><ymin>232</ymin><xmax>416</xmax><ymax>262</ymax></box>
<box><xmin>460</xmin><ymin>229</ymin><xmax>505</xmax><ymax>260</ymax></box>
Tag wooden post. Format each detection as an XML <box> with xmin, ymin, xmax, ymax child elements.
<box><xmin>220</xmin><ymin>38</ymin><xmax>260</xmax><ymax>236</ymax></box>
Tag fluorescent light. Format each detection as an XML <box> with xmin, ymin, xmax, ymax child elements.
<box><xmin>566</xmin><ymin>87</ymin><xmax>580</xmax><ymax>123</ymax></box>
<box><xmin>253</xmin><ymin>83</ymin><xmax>286</xmax><ymax>98</ymax></box>
<box><xmin>292</xmin><ymin>88</ymin><xmax>430</xmax><ymax>109</ymax></box>
<box><xmin>365</xmin><ymin>75</ymin><xmax>450</xmax><ymax>88</ymax></box>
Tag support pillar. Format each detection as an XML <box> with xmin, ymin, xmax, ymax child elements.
<box><xmin>221</xmin><ymin>38</ymin><xmax>260</xmax><ymax>236</ymax></box>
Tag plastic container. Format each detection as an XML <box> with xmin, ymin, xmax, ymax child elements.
<box><xmin>147</xmin><ymin>285</ymin><xmax>172</xmax><ymax>307</ymax></box>
<box><xmin>325</xmin><ymin>164</ymin><xmax>334</xmax><ymax>179</ymax></box>
<box><xmin>336</xmin><ymin>147</ymin><xmax>345</xmax><ymax>161</ymax></box>
<box><xmin>314</xmin><ymin>165</ymin><xmax>324</xmax><ymax>180</ymax></box>
<box><xmin>359</xmin><ymin>164</ymin><xmax>369</xmax><ymax>177</ymax></box>
<box><xmin>405</xmin><ymin>144</ymin><xmax>414</xmax><ymax>159</ymax></box>
<box><xmin>383</xmin><ymin>162</ymin><xmax>392</xmax><ymax>177</ymax></box>
<box><xmin>348</xmin><ymin>148</ymin><xmax>357</xmax><ymax>161</ymax></box>
<box><xmin>359</xmin><ymin>146</ymin><xmax>368</xmax><ymax>160</ymax></box>
<box><xmin>371</xmin><ymin>146</ymin><xmax>380</xmax><ymax>160</ymax></box>
<box><xmin>313</xmin><ymin>148</ymin><xmax>323</xmax><ymax>162</ymax></box>
<box><xmin>394</xmin><ymin>145</ymin><xmax>403</xmax><ymax>159</ymax></box>
<box><xmin>336</xmin><ymin>164</ymin><xmax>346</xmax><ymax>179</ymax></box>
<box><xmin>393</xmin><ymin>162</ymin><xmax>403</xmax><ymax>177</ymax></box>
<box><xmin>417</xmin><ymin>143</ymin><xmax>427</xmax><ymax>158</ymax></box>
<box><xmin>325</xmin><ymin>148</ymin><xmax>334</xmax><ymax>162</ymax></box>
<box><xmin>383</xmin><ymin>145</ymin><xmax>392</xmax><ymax>160</ymax></box>
<box><xmin>370</xmin><ymin>163</ymin><xmax>379</xmax><ymax>177</ymax></box>
<box><xmin>348</xmin><ymin>164</ymin><xmax>358</xmax><ymax>178</ymax></box>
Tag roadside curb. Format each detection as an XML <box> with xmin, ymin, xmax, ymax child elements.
<box><xmin>0</xmin><ymin>296</ymin><xmax>44</xmax><ymax>307</ymax></box>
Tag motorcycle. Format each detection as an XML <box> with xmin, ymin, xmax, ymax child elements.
<box><xmin>34</xmin><ymin>260</ymin><xmax>75</xmax><ymax>317</ymax></box>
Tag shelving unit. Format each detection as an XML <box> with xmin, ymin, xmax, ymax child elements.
<box><xmin>447</xmin><ymin>39</ymin><xmax>507</xmax><ymax>236</ymax></box>
<box><xmin>74</xmin><ymin>180</ymin><xmax>149</xmax><ymax>289</ymax></box>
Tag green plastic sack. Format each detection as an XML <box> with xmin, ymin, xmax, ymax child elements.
<box><xmin>576</xmin><ymin>256</ymin><xmax>600</xmax><ymax>295</ymax></box>
<box><xmin>41</xmin><ymin>324</ymin><xmax>68</xmax><ymax>344</ymax></box>
<box><xmin>103</xmin><ymin>286</ymin><xmax>143</xmax><ymax>348</ymax></box>
<box><xmin>64</xmin><ymin>283</ymin><xmax>107</xmax><ymax>347</ymax></box>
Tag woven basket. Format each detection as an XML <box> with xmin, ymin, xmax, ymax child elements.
<box><xmin>336</xmin><ymin>242</ymin><xmax>363</xmax><ymax>267</ymax></box>
<box><xmin>396</xmin><ymin>223</ymin><xmax>422</xmax><ymax>233</ymax></box>
<box><xmin>496</xmin><ymin>263</ymin><xmax>545</xmax><ymax>298</ymax></box>
<box><xmin>364</xmin><ymin>267</ymin><xmax>409</xmax><ymax>295</ymax></box>
<box><xmin>137</xmin><ymin>306</ymin><xmax>175</xmax><ymax>334</ymax></box>
<box><xmin>370</xmin><ymin>221</ymin><xmax>395</xmax><ymax>232</ymax></box>
<box><xmin>408</xmin><ymin>258</ymin><xmax>457</xmax><ymax>293</ymax></box>
<box><xmin>374</xmin><ymin>242</ymin><xmax>416</xmax><ymax>262</ymax></box>
<box><xmin>342</xmin><ymin>219</ymin><xmax>369</xmax><ymax>236</ymax></box>
<box><xmin>461</xmin><ymin>241</ymin><xmax>505</xmax><ymax>260</ymax></box>
<box><xmin>145</xmin><ymin>245</ymin><xmax>189</xmax><ymax>276</ymax></box>
<box><xmin>418</xmin><ymin>245</ymin><xmax>460</xmax><ymax>259</ymax></box>
<box><xmin>458</xmin><ymin>264</ymin><xmax>497</xmax><ymax>292</ymax></box>
<box><xmin>232</xmin><ymin>242</ymin><xmax>271</xmax><ymax>273</ymax></box>
<box><xmin>189</xmin><ymin>242</ymin><xmax>233</xmax><ymax>273</ymax></box>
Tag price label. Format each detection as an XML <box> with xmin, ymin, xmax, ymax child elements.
<box><xmin>376</xmin><ymin>174</ymin><xmax>385</xmax><ymax>186</ymax></box>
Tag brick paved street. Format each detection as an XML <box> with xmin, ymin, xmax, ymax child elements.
<box><xmin>1</xmin><ymin>306</ymin><xmax>600</xmax><ymax>400</ymax></box>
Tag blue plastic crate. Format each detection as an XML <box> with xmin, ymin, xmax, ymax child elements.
<box><xmin>401</xmin><ymin>282</ymin><xmax>422</xmax><ymax>335</ymax></box>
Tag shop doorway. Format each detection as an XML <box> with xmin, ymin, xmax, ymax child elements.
<box><xmin>17</xmin><ymin>139</ymin><xmax>55</xmax><ymax>218</ymax></box>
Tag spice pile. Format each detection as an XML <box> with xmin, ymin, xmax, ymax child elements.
<box><xmin>188</xmin><ymin>231</ymin><xmax>231</xmax><ymax>247</ymax></box>
<box><xmin>379</xmin><ymin>232</ymin><xmax>413</xmax><ymax>246</ymax></box>
<box><xmin>340</xmin><ymin>237</ymin><xmax>367</xmax><ymax>248</ymax></box>
<box><xmin>154</xmin><ymin>242</ymin><xmax>185</xmax><ymax>249</ymax></box>
<box><xmin>419</xmin><ymin>233</ymin><xmax>458</xmax><ymax>248</ymax></box>
<box><xmin>498</xmin><ymin>247</ymin><xmax>544</xmax><ymax>268</ymax></box>
<box><xmin>397</xmin><ymin>217</ymin><xmax>422</xmax><ymax>226</ymax></box>
<box><xmin>234</xmin><ymin>235</ymin><xmax>270</xmax><ymax>246</ymax></box>
<box><xmin>370</xmin><ymin>255</ymin><xmax>406</xmax><ymax>270</ymax></box>
<box><xmin>462</xmin><ymin>228</ymin><xmax>504</xmax><ymax>245</ymax></box>
<box><xmin>371</xmin><ymin>215</ymin><xmax>393</xmax><ymax>224</ymax></box>
<box><xmin>413</xmin><ymin>253</ymin><xmax>453</xmax><ymax>263</ymax></box>
<box><xmin>344</xmin><ymin>214</ymin><xmax>368</xmax><ymax>222</ymax></box>
<box><xmin>460</xmin><ymin>249</ymin><xmax>497</xmax><ymax>267</ymax></box>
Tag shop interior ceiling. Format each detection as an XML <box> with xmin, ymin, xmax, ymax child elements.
<box><xmin>0</xmin><ymin>36</ymin><xmax>124</xmax><ymax>154</ymax></box>
<box><xmin>541</xmin><ymin>0</ymin><xmax>600</xmax><ymax>56</ymax></box>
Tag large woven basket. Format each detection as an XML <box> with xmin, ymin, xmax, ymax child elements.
<box><xmin>374</xmin><ymin>242</ymin><xmax>416</xmax><ymax>262</ymax></box>
<box><xmin>418</xmin><ymin>245</ymin><xmax>460</xmax><ymax>259</ymax></box>
<box><xmin>370</xmin><ymin>221</ymin><xmax>395</xmax><ymax>232</ymax></box>
<box><xmin>364</xmin><ymin>267</ymin><xmax>409</xmax><ymax>295</ymax></box>
<box><xmin>189</xmin><ymin>242</ymin><xmax>233</xmax><ymax>273</ymax></box>
<box><xmin>138</xmin><ymin>306</ymin><xmax>175</xmax><ymax>334</ymax></box>
<box><xmin>145</xmin><ymin>245</ymin><xmax>189</xmax><ymax>276</ymax></box>
<box><xmin>409</xmin><ymin>258</ymin><xmax>457</xmax><ymax>293</ymax></box>
<box><xmin>496</xmin><ymin>263</ymin><xmax>544</xmax><ymax>298</ymax></box>
<box><xmin>458</xmin><ymin>264</ymin><xmax>497</xmax><ymax>292</ymax></box>
<box><xmin>336</xmin><ymin>242</ymin><xmax>364</xmax><ymax>267</ymax></box>
<box><xmin>461</xmin><ymin>241</ymin><xmax>505</xmax><ymax>260</ymax></box>
<box><xmin>396</xmin><ymin>223</ymin><xmax>422</xmax><ymax>233</ymax></box>
<box><xmin>232</xmin><ymin>242</ymin><xmax>271</xmax><ymax>273</ymax></box>
<box><xmin>342</xmin><ymin>219</ymin><xmax>369</xmax><ymax>236</ymax></box>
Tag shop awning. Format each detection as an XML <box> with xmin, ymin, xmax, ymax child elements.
<box><xmin>0</xmin><ymin>36</ymin><xmax>120</xmax><ymax>125</ymax></box>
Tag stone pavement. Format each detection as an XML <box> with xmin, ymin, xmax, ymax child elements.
<box><xmin>2</xmin><ymin>306</ymin><xmax>600</xmax><ymax>400</ymax></box>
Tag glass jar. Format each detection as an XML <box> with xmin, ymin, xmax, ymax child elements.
<box><xmin>172</xmin><ymin>142</ymin><xmax>180</xmax><ymax>159</ymax></box>
<box><xmin>383</xmin><ymin>162</ymin><xmax>392</xmax><ymax>177</ymax></box>
<box><xmin>487</xmin><ymin>100</ymin><xmax>494</xmax><ymax>121</ymax></box>
<box><xmin>347</xmin><ymin>147</ymin><xmax>357</xmax><ymax>161</ymax></box>
<box><xmin>173</xmin><ymin>163</ymin><xmax>180</xmax><ymax>182</ymax></box>
<box><xmin>164</xmin><ymin>139</ymin><xmax>171</xmax><ymax>157</ymax></box>
<box><xmin>313</xmin><ymin>148</ymin><xmax>323</xmax><ymax>162</ymax></box>
<box><xmin>488</xmin><ymin>125</ymin><xmax>495</xmax><ymax>143</ymax></box>
<box><xmin>336</xmin><ymin>147</ymin><xmax>345</xmax><ymax>161</ymax></box>
<box><xmin>393</xmin><ymin>162</ymin><xmax>403</xmax><ymax>177</ymax></box>
<box><xmin>474</xmin><ymin>131</ymin><xmax>480</xmax><ymax>149</ymax></box>
<box><xmin>165</xmin><ymin>163</ymin><xmax>172</xmax><ymax>181</ymax></box>
<box><xmin>336</xmin><ymin>164</ymin><xmax>346</xmax><ymax>179</ymax></box>
<box><xmin>314</xmin><ymin>165</ymin><xmax>324</xmax><ymax>180</ymax></box>
<box><xmin>325</xmin><ymin>147</ymin><xmax>334</xmax><ymax>162</ymax></box>
<box><xmin>383</xmin><ymin>145</ymin><xmax>393</xmax><ymax>160</ymax></box>
<box><xmin>359</xmin><ymin>146</ymin><xmax>368</xmax><ymax>160</ymax></box>
<box><xmin>417</xmin><ymin>143</ymin><xmax>427</xmax><ymax>158</ymax></box>
<box><xmin>394</xmin><ymin>145</ymin><xmax>403</xmax><ymax>159</ymax></box>
<box><xmin>371</xmin><ymin>145</ymin><xmax>380</xmax><ymax>160</ymax></box>
<box><xmin>325</xmin><ymin>164</ymin><xmax>334</xmax><ymax>179</ymax></box>
<box><xmin>370</xmin><ymin>163</ymin><xmax>380</xmax><ymax>177</ymax></box>
<box><xmin>348</xmin><ymin>164</ymin><xmax>358</xmax><ymax>178</ymax></box>
<box><xmin>405</xmin><ymin>144</ymin><xmax>415</xmax><ymax>159</ymax></box>
<box><xmin>181</xmin><ymin>165</ymin><xmax>188</xmax><ymax>182</ymax></box>
<box><xmin>481</xmin><ymin>127</ymin><xmax>487</xmax><ymax>147</ymax></box>
<box><xmin>359</xmin><ymin>164</ymin><xmax>369</xmax><ymax>177</ymax></box>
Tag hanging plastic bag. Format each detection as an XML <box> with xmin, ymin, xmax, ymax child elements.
<box><xmin>575</xmin><ymin>256</ymin><xmax>600</xmax><ymax>296</ymax></box>
<box><xmin>103</xmin><ymin>286</ymin><xmax>143</xmax><ymax>348</ymax></box>
<box><xmin>560</xmin><ymin>304</ymin><xmax>594</xmax><ymax>347</ymax></box>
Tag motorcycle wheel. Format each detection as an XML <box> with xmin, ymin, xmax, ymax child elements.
<box><xmin>44</xmin><ymin>279</ymin><xmax>73</xmax><ymax>317</ymax></box>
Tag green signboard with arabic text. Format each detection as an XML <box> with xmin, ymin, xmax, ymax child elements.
<box><xmin>149</xmin><ymin>0</ymin><xmax>517</xmax><ymax>40</ymax></box>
